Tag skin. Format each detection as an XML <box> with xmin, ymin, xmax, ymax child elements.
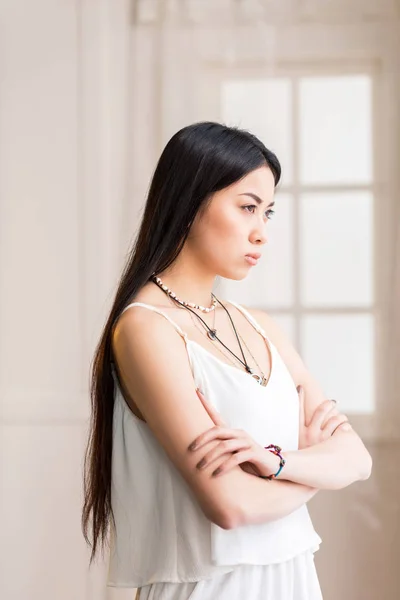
<box><xmin>112</xmin><ymin>164</ymin><xmax>372</xmax><ymax>529</ymax></box>
<box><xmin>179</xmin><ymin>164</ymin><xmax>275</xmax><ymax>291</ymax></box>
<box><xmin>191</xmin><ymin>387</ymin><xmax>352</xmax><ymax>479</ymax></box>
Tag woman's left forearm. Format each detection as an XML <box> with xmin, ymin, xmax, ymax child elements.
<box><xmin>279</xmin><ymin>430</ymin><xmax>373</xmax><ymax>490</ymax></box>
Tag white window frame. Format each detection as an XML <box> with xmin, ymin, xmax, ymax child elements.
<box><xmin>197</xmin><ymin>60</ymin><xmax>394</xmax><ymax>442</ymax></box>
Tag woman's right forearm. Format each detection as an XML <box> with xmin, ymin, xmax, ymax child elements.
<box><xmin>231</xmin><ymin>473</ymin><xmax>319</xmax><ymax>528</ymax></box>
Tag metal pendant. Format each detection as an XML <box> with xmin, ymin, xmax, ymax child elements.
<box><xmin>207</xmin><ymin>329</ymin><xmax>217</xmax><ymax>340</ymax></box>
<box><xmin>251</xmin><ymin>373</ymin><xmax>268</xmax><ymax>387</ymax></box>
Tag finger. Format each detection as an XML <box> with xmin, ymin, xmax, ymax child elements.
<box><xmin>211</xmin><ymin>449</ymin><xmax>255</xmax><ymax>477</ymax></box>
<box><xmin>195</xmin><ymin>438</ymin><xmax>251</xmax><ymax>471</ymax></box>
<box><xmin>310</xmin><ymin>399</ymin><xmax>337</xmax><ymax>429</ymax></box>
<box><xmin>320</xmin><ymin>406</ymin><xmax>339</xmax><ymax>429</ymax></box>
<box><xmin>188</xmin><ymin>425</ymin><xmax>240</xmax><ymax>451</ymax></box>
<box><xmin>322</xmin><ymin>415</ymin><xmax>349</xmax><ymax>436</ymax></box>
<box><xmin>331</xmin><ymin>422</ymin><xmax>352</xmax><ymax>435</ymax></box>
<box><xmin>297</xmin><ymin>385</ymin><xmax>305</xmax><ymax>429</ymax></box>
<box><xmin>322</xmin><ymin>412</ymin><xmax>348</xmax><ymax>429</ymax></box>
<box><xmin>196</xmin><ymin>388</ymin><xmax>227</xmax><ymax>427</ymax></box>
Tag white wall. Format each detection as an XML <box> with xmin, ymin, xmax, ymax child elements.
<box><xmin>0</xmin><ymin>1</ymin><xmax>130</xmax><ymax>598</ymax></box>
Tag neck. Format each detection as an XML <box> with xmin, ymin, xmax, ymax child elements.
<box><xmin>154</xmin><ymin>263</ymin><xmax>217</xmax><ymax>309</ymax></box>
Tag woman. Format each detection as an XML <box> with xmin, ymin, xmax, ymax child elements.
<box><xmin>82</xmin><ymin>121</ymin><xmax>372</xmax><ymax>599</ymax></box>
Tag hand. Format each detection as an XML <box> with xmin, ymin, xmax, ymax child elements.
<box><xmin>297</xmin><ymin>385</ymin><xmax>352</xmax><ymax>449</ymax></box>
<box><xmin>190</xmin><ymin>389</ymin><xmax>280</xmax><ymax>478</ymax></box>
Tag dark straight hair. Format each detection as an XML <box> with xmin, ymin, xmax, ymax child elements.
<box><xmin>81</xmin><ymin>121</ymin><xmax>281</xmax><ymax>563</ymax></box>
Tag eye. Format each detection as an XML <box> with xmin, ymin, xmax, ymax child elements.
<box><xmin>242</xmin><ymin>205</ymin><xmax>275</xmax><ymax>220</ymax></box>
<box><xmin>242</xmin><ymin>204</ymin><xmax>257</xmax><ymax>214</ymax></box>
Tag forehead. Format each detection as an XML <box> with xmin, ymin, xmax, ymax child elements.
<box><xmin>233</xmin><ymin>166</ymin><xmax>275</xmax><ymax>197</ymax></box>
<box><xmin>200</xmin><ymin>165</ymin><xmax>276</xmax><ymax>219</ymax></box>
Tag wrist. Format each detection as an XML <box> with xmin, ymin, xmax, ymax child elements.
<box><xmin>278</xmin><ymin>450</ymin><xmax>296</xmax><ymax>480</ymax></box>
<box><xmin>260</xmin><ymin>445</ymin><xmax>287</xmax><ymax>480</ymax></box>
<box><xmin>258</xmin><ymin>450</ymin><xmax>280</xmax><ymax>478</ymax></box>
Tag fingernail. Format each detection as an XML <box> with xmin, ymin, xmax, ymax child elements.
<box><xmin>331</xmin><ymin>399</ymin><xmax>337</xmax><ymax>404</ymax></box>
<box><xmin>296</xmin><ymin>385</ymin><xmax>301</xmax><ymax>393</ymax></box>
<box><xmin>188</xmin><ymin>442</ymin><xmax>197</xmax><ymax>451</ymax></box>
<box><xmin>212</xmin><ymin>467</ymin><xmax>222</xmax><ymax>476</ymax></box>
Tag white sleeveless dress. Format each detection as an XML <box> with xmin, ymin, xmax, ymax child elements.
<box><xmin>107</xmin><ymin>301</ymin><xmax>323</xmax><ymax>599</ymax></box>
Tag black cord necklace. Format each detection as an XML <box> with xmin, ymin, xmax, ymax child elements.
<box><xmin>153</xmin><ymin>279</ymin><xmax>254</xmax><ymax>375</ymax></box>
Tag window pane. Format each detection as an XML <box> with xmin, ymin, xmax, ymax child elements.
<box><xmin>299</xmin><ymin>75</ymin><xmax>372</xmax><ymax>185</ymax></box>
<box><xmin>221</xmin><ymin>78</ymin><xmax>293</xmax><ymax>185</ymax></box>
<box><xmin>301</xmin><ymin>314</ymin><xmax>375</xmax><ymax>414</ymax></box>
<box><xmin>220</xmin><ymin>193</ymin><xmax>294</xmax><ymax>308</ymax></box>
<box><xmin>300</xmin><ymin>191</ymin><xmax>373</xmax><ymax>307</ymax></box>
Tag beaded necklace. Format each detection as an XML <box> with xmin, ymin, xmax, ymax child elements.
<box><xmin>152</xmin><ymin>275</ymin><xmax>251</xmax><ymax>373</ymax></box>
<box><xmin>153</xmin><ymin>274</ymin><xmax>268</xmax><ymax>386</ymax></box>
<box><xmin>152</xmin><ymin>275</ymin><xmax>217</xmax><ymax>312</ymax></box>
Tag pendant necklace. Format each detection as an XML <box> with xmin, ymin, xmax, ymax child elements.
<box><xmin>186</xmin><ymin>297</ymin><xmax>268</xmax><ymax>386</ymax></box>
<box><xmin>188</xmin><ymin>309</ymin><xmax>268</xmax><ymax>385</ymax></box>
<box><xmin>151</xmin><ymin>273</ymin><xmax>268</xmax><ymax>386</ymax></box>
<box><xmin>207</xmin><ymin>301</ymin><xmax>217</xmax><ymax>341</ymax></box>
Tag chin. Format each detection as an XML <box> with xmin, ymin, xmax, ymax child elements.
<box><xmin>217</xmin><ymin>265</ymin><xmax>249</xmax><ymax>281</ymax></box>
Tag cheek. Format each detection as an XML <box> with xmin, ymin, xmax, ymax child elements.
<box><xmin>193</xmin><ymin>211</ymin><xmax>247</xmax><ymax>270</ymax></box>
<box><xmin>203</xmin><ymin>208</ymin><xmax>243</xmax><ymax>239</ymax></box>
<box><xmin>188</xmin><ymin>200</ymin><xmax>247</xmax><ymax>252</ymax></box>
<box><xmin>188</xmin><ymin>210</ymin><xmax>250</xmax><ymax>279</ymax></box>
<box><xmin>200</xmin><ymin>214</ymin><xmax>241</xmax><ymax>257</ymax></box>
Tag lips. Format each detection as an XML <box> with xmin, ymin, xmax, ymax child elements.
<box><xmin>244</xmin><ymin>253</ymin><xmax>261</xmax><ymax>266</ymax></box>
<box><xmin>245</xmin><ymin>253</ymin><xmax>261</xmax><ymax>260</ymax></box>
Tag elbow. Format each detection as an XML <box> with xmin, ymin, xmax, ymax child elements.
<box><xmin>347</xmin><ymin>436</ymin><xmax>373</xmax><ymax>483</ymax></box>
<box><xmin>327</xmin><ymin>452</ymin><xmax>373</xmax><ymax>491</ymax></box>
<box><xmin>358</xmin><ymin>452</ymin><xmax>373</xmax><ymax>481</ymax></box>
<box><xmin>198</xmin><ymin>482</ymin><xmax>246</xmax><ymax>530</ymax></box>
<box><xmin>209</xmin><ymin>504</ymin><xmax>244</xmax><ymax>530</ymax></box>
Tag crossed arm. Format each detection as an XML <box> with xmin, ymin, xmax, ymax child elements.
<box><xmin>190</xmin><ymin>389</ymin><xmax>371</xmax><ymax>528</ymax></box>
<box><xmin>188</xmin><ymin>399</ymin><xmax>372</xmax><ymax>528</ymax></box>
<box><xmin>239</xmin><ymin>307</ymin><xmax>372</xmax><ymax>491</ymax></box>
<box><xmin>189</xmin><ymin>307</ymin><xmax>372</xmax><ymax>525</ymax></box>
<box><xmin>234</xmin><ymin>428</ymin><xmax>371</xmax><ymax>528</ymax></box>
<box><xmin>113</xmin><ymin>305</ymin><xmax>372</xmax><ymax>530</ymax></box>
<box><xmin>279</xmin><ymin>430</ymin><xmax>372</xmax><ymax>490</ymax></box>
<box><xmin>193</xmin><ymin>383</ymin><xmax>371</xmax><ymax>492</ymax></box>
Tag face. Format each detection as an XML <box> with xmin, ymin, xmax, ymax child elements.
<box><xmin>187</xmin><ymin>165</ymin><xmax>276</xmax><ymax>280</ymax></box>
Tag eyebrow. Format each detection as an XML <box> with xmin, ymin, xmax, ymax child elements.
<box><xmin>239</xmin><ymin>193</ymin><xmax>275</xmax><ymax>208</ymax></box>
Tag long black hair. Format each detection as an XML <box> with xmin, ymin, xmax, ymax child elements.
<box><xmin>81</xmin><ymin>121</ymin><xmax>281</xmax><ymax>563</ymax></box>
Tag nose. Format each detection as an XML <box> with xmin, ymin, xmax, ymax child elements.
<box><xmin>250</xmin><ymin>224</ymin><xmax>268</xmax><ymax>245</ymax></box>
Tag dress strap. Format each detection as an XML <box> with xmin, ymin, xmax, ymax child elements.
<box><xmin>227</xmin><ymin>300</ymin><xmax>269</xmax><ymax>340</ymax></box>
<box><xmin>117</xmin><ymin>302</ymin><xmax>189</xmax><ymax>342</ymax></box>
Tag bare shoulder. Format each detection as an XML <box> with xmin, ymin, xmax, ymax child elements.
<box><xmin>242</xmin><ymin>307</ymin><xmax>288</xmax><ymax>347</ymax></box>
<box><xmin>111</xmin><ymin>301</ymin><xmax>248</xmax><ymax>529</ymax></box>
<box><xmin>112</xmin><ymin>302</ymin><xmax>184</xmax><ymax>376</ymax></box>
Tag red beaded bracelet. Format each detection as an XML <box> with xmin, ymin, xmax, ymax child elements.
<box><xmin>259</xmin><ymin>444</ymin><xmax>286</xmax><ymax>480</ymax></box>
